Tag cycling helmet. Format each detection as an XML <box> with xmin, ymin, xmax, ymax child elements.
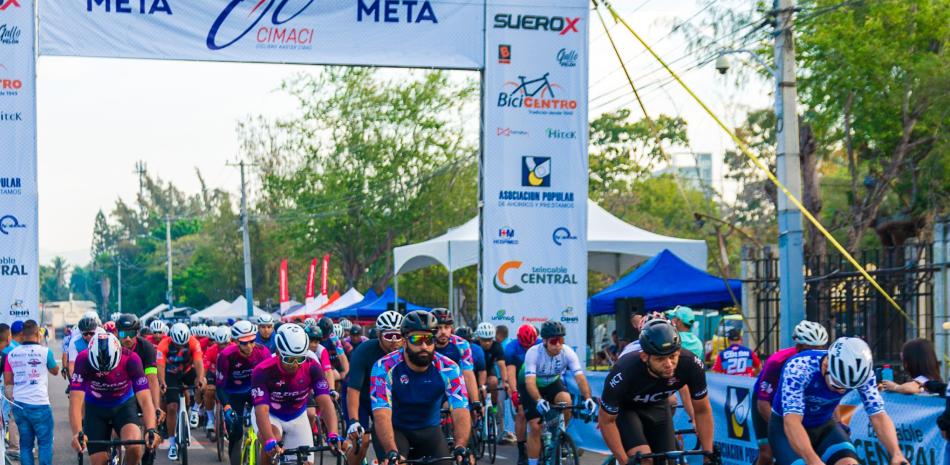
<box><xmin>115</xmin><ymin>314</ymin><xmax>140</xmax><ymax>332</ymax></box>
<box><xmin>170</xmin><ymin>323</ymin><xmax>191</xmax><ymax>346</ymax></box>
<box><xmin>475</xmin><ymin>322</ymin><xmax>496</xmax><ymax>340</ymax></box>
<box><xmin>256</xmin><ymin>314</ymin><xmax>275</xmax><ymax>326</ymax></box>
<box><xmin>303</xmin><ymin>318</ymin><xmax>317</xmax><ymax>329</ymax></box>
<box><xmin>333</xmin><ymin>323</ymin><xmax>344</xmax><ymax>339</ymax></box>
<box><xmin>517</xmin><ymin>325</ymin><xmax>538</xmax><ymax>348</ymax></box>
<box><xmin>540</xmin><ymin>320</ymin><xmax>566</xmax><ymax>339</ymax></box>
<box><xmin>275</xmin><ymin>323</ymin><xmax>308</xmax><ymax>357</ymax></box>
<box><xmin>317</xmin><ymin>317</ymin><xmax>334</xmax><ymax>337</ymax></box>
<box><xmin>400</xmin><ymin>310</ymin><xmax>438</xmax><ymax>335</ymax></box>
<box><xmin>149</xmin><ymin>320</ymin><xmax>168</xmax><ymax>335</ymax></box>
<box><xmin>376</xmin><ymin>311</ymin><xmax>403</xmax><ymax>332</ymax></box>
<box><xmin>793</xmin><ymin>320</ymin><xmax>829</xmax><ymax>347</ymax></box>
<box><xmin>431</xmin><ymin>308</ymin><xmax>453</xmax><ymax>325</ymax></box>
<box><xmin>455</xmin><ymin>327</ymin><xmax>473</xmax><ymax>341</ymax></box>
<box><xmin>109</xmin><ymin>312</ymin><xmax>121</xmax><ymax>322</ymax></box>
<box><xmin>231</xmin><ymin>320</ymin><xmax>258</xmax><ymax>342</ymax></box>
<box><xmin>639</xmin><ymin>320</ymin><xmax>681</xmax><ymax>356</ymax></box>
<box><xmin>103</xmin><ymin>321</ymin><xmax>117</xmax><ymax>335</ymax></box>
<box><xmin>77</xmin><ymin>316</ymin><xmax>99</xmax><ymax>332</ymax></box>
<box><xmin>367</xmin><ymin>327</ymin><xmax>378</xmax><ymax>339</ymax></box>
<box><xmin>305</xmin><ymin>325</ymin><xmax>323</xmax><ymax>341</ymax></box>
<box><xmin>339</xmin><ymin>319</ymin><xmax>353</xmax><ymax>332</ymax></box>
<box><xmin>82</xmin><ymin>310</ymin><xmax>102</xmax><ymax>324</ymax></box>
<box><xmin>88</xmin><ymin>333</ymin><xmax>122</xmax><ymax>372</ymax></box>
<box><xmin>827</xmin><ymin>337</ymin><xmax>873</xmax><ymax>389</ymax></box>
<box><xmin>213</xmin><ymin>326</ymin><xmax>231</xmax><ymax>344</ymax></box>
<box><xmin>349</xmin><ymin>324</ymin><xmax>362</xmax><ymax>336</ymax></box>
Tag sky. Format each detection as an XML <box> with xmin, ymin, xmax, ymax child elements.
<box><xmin>36</xmin><ymin>0</ymin><xmax>771</xmax><ymax>267</ymax></box>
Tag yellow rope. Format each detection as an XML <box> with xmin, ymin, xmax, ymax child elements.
<box><xmin>598</xmin><ymin>0</ymin><xmax>911</xmax><ymax>324</ymax></box>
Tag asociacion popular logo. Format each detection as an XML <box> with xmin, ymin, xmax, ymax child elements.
<box><xmin>725</xmin><ymin>386</ymin><xmax>751</xmax><ymax>441</ymax></box>
<box><xmin>521</xmin><ymin>156</ymin><xmax>551</xmax><ymax>187</ymax></box>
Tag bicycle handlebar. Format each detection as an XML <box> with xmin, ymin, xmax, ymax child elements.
<box><xmin>626</xmin><ymin>448</ymin><xmax>720</xmax><ymax>465</ymax></box>
<box><xmin>277</xmin><ymin>444</ymin><xmax>338</xmax><ymax>464</ymax></box>
<box><xmin>398</xmin><ymin>456</ymin><xmax>456</xmax><ymax>465</ymax></box>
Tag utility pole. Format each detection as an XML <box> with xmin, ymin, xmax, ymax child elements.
<box><xmin>165</xmin><ymin>215</ymin><xmax>174</xmax><ymax>310</ymax></box>
<box><xmin>774</xmin><ymin>0</ymin><xmax>805</xmax><ymax>347</ymax></box>
<box><xmin>117</xmin><ymin>258</ymin><xmax>122</xmax><ymax>314</ymax></box>
<box><xmin>230</xmin><ymin>160</ymin><xmax>255</xmax><ymax>318</ymax></box>
<box><xmin>133</xmin><ymin>161</ymin><xmax>147</xmax><ymax>202</ymax></box>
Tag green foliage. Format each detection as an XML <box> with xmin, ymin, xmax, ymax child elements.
<box><xmin>39</xmin><ymin>257</ymin><xmax>69</xmax><ymax>303</ymax></box>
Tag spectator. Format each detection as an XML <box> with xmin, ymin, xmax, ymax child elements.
<box><xmin>604</xmin><ymin>330</ymin><xmax>621</xmax><ymax>364</ymax></box>
<box><xmin>667</xmin><ymin>306</ymin><xmax>704</xmax><ymax>360</ymax></box>
<box><xmin>881</xmin><ymin>338</ymin><xmax>944</xmax><ymax>394</ymax></box>
<box><xmin>7</xmin><ymin>320</ymin><xmax>23</xmax><ymax>351</ymax></box>
<box><xmin>712</xmin><ymin>328</ymin><xmax>761</xmax><ymax>376</ymax></box>
<box><xmin>0</xmin><ymin>323</ymin><xmax>18</xmax><ymax>458</ymax></box>
<box><xmin>3</xmin><ymin>320</ymin><xmax>59</xmax><ymax>465</ymax></box>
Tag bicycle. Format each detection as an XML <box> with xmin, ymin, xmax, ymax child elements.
<box><xmin>215</xmin><ymin>401</ymin><xmax>229</xmax><ymax>462</ymax></box>
<box><xmin>625</xmin><ymin>447</ymin><xmax>720</xmax><ymax>465</ymax></box>
<box><xmin>399</xmin><ymin>456</ymin><xmax>456</xmax><ymax>465</ymax></box>
<box><xmin>170</xmin><ymin>384</ymin><xmax>197</xmax><ymax>465</ymax></box>
<box><xmin>439</xmin><ymin>408</ymin><xmax>455</xmax><ymax>449</ymax></box>
<box><xmin>239</xmin><ymin>406</ymin><xmax>260</xmax><ymax>465</ymax></box>
<box><xmin>274</xmin><ymin>443</ymin><xmax>338</xmax><ymax>465</ymax></box>
<box><xmin>75</xmin><ymin>434</ymin><xmax>149</xmax><ymax>465</ymax></box>
<box><xmin>597</xmin><ymin>429</ymin><xmax>697</xmax><ymax>465</ymax></box>
<box><xmin>478</xmin><ymin>386</ymin><xmax>505</xmax><ymax>463</ymax></box>
<box><xmin>538</xmin><ymin>403</ymin><xmax>593</xmax><ymax>465</ymax></box>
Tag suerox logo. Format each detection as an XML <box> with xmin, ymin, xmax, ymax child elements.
<box><xmin>493</xmin><ymin>14</ymin><xmax>580</xmax><ymax>35</ymax></box>
<box><xmin>0</xmin><ymin>0</ymin><xmax>20</xmax><ymax>11</ymax></box>
<box><xmin>85</xmin><ymin>0</ymin><xmax>173</xmax><ymax>15</ymax></box>
<box><xmin>207</xmin><ymin>0</ymin><xmax>316</xmax><ymax>51</ymax></box>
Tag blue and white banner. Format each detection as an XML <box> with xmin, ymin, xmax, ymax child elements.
<box><xmin>0</xmin><ymin>0</ymin><xmax>39</xmax><ymax>324</ymax></box>
<box><xmin>480</xmin><ymin>0</ymin><xmax>590</xmax><ymax>359</ymax></box>
<box><xmin>39</xmin><ymin>0</ymin><xmax>484</xmax><ymax>69</ymax></box>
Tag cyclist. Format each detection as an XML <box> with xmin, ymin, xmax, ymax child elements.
<box><xmin>304</xmin><ymin>324</ymin><xmax>336</xmax><ymax>436</ymax></box>
<box><xmin>69</xmin><ymin>333</ymin><xmax>162</xmax><ymax>465</ymax></box>
<box><xmin>475</xmin><ymin>322</ymin><xmax>509</xmax><ymax>438</ymax></box>
<box><xmin>318</xmin><ymin>317</ymin><xmax>350</xmax><ymax>382</ymax></box>
<box><xmin>712</xmin><ymin>328</ymin><xmax>761</xmax><ymax>377</ymax></box>
<box><xmin>217</xmin><ymin>320</ymin><xmax>271</xmax><ymax>465</ymax></box>
<box><xmin>345</xmin><ymin>325</ymin><xmax>365</xmax><ymax>353</ymax></box>
<box><xmin>197</xmin><ymin>325</ymin><xmax>214</xmax><ymax>352</ymax></box>
<box><xmin>202</xmin><ymin>325</ymin><xmax>231</xmax><ymax>434</ymax></box>
<box><xmin>157</xmin><ymin>322</ymin><xmax>206</xmax><ymax>460</ymax></box>
<box><xmin>115</xmin><ymin>314</ymin><xmax>164</xmax><ymax>423</ymax></box>
<box><xmin>769</xmin><ymin>337</ymin><xmax>907</xmax><ymax>465</ymax></box>
<box><xmin>339</xmin><ymin>319</ymin><xmax>353</xmax><ymax>336</ymax></box>
<box><xmin>371</xmin><ymin>310</ymin><xmax>471</xmax><ymax>465</ymax></box>
<box><xmin>521</xmin><ymin>321</ymin><xmax>596</xmax><ymax>465</ymax></box>
<box><xmin>751</xmin><ymin>321</ymin><xmax>828</xmax><ymax>465</ymax></box>
<box><xmin>598</xmin><ymin>319</ymin><xmax>715</xmax><ymax>465</ymax></box>
<box><xmin>255</xmin><ymin>314</ymin><xmax>277</xmax><ymax>353</ymax></box>
<box><xmin>252</xmin><ymin>324</ymin><xmax>342</xmax><ymax>464</ymax></box>
<box><xmin>67</xmin><ymin>316</ymin><xmax>100</xmax><ymax>378</ymax></box>
<box><xmin>146</xmin><ymin>320</ymin><xmax>168</xmax><ymax>346</ymax></box>
<box><xmin>431</xmin><ymin>308</ymin><xmax>480</xmax><ymax>408</ymax></box>
<box><xmin>345</xmin><ymin>311</ymin><xmax>404</xmax><ymax>465</ymax></box>
<box><xmin>456</xmin><ymin>327</ymin><xmax>488</xmax><ymax>388</ymax></box>
<box><xmin>506</xmin><ymin>324</ymin><xmax>540</xmax><ymax>465</ymax></box>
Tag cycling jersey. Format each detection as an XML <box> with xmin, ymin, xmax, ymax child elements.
<box><xmin>251</xmin><ymin>356</ymin><xmax>331</xmax><ymax>421</ymax></box>
<box><xmin>619</xmin><ymin>340</ymin><xmax>641</xmax><ymax>358</ymax></box>
<box><xmin>471</xmin><ymin>343</ymin><xmax>487</xmax><ymax>373</ymax></box>
<box><xmin>345</xmin><ymin>336</ymin><xmax>366</xmax><ymax>353</ymax></box>
<box><xmin>599</xmin><ymin>349</ymin><xmax>708</xmax><ymax>414</ymax></box>
<box><xmin>146</xmin><ymin>334</ymin><xmax>165</xmax><ymax>347</ymax></box>
<box><xmin>522</xmin><ymin>344</ymin><xmax>583</xmax><ymax>388</ymax></box>
<box><xmin>61</xmin><ymin>332</ymin><xmax>72</xmax><ymax>353</ymax></box>
<box><xmin>370</xmin><ymin>350</ymin><xmax>468</xmax><ymax>430</ymax></box>
<box><xmin>712</xmin><ymin>344</ymin><xmax>761</xmax><ymax>377</ymax></box>
<box><xmin>753</xmin><ymin>347</ymin><xmax>797</xmax><ymax>403</ymax></box>
<box><xmin>772</xmin><ymin>350</ymin><xmax>884</xmax><ymax>428</ymax></box>
<box><xmin>157</xmin><ymin>335</ymin><xmax>203</xmax><ymax>375</ymax></box>
<box><xmin>320</xmin><ymin>334</ymin><xmax>347</xmax><ymax>371</ymax></box>
<box><xmin>125</xmin><ymin>336</ymin><xmax>159</xmax><ymax>376</ymax></box>
<box><xmin>256</xmin><ymin>333</ymin><xmax>277</xmax><ymax>353</ymax></box>
<box><xmin>347</xmin><ymin>339</ymin><xmax>389</xmax><ymax>425</ymax></box>
<box><xmin>215</xmin><ymin>343</ymin><xmax>272</xmax><ymax>398</ymax></box>
<box><xmin>204</xmin><ymin>343</ymin><xmax>231</xmax><ymax>375</ymax></box>
<box><xmin>481</xmin><ymin>340</ymin><xmax>505</xmax><ymax>373</ymax></box>
<box><xmin>198</xmin><ymin>336</ymin><xmax>213</xmax><ymax>352</ymax></box>
<box><xmin>69</xmin><ymin>348</ymin><xmax>149</xmax><ymax>408</ymax></box>
<box><xmin>435</xmin><ymin>334</ymin><xmax>474</xmax><ymax>371</ymax></box>
<box><xmin>306</xmin><ymin>345</ymin><xmax>333</xmax><ymax>373</ymax></box>
<box><xmin>68</xmin><ymin>330</ymin><xmax>103</xmax><ymax>362</ymax></box>
<box><xmin>503</xmin><ymin>338</ymin><xmax>540</xmax><ymax>371</ymax></box>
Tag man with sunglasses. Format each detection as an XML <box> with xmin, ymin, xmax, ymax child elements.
<box><xmin>67</xmin><ymin>316</ymin><xmax>102</xmax><ymax>379</ymax></box>
<box><xmin>371</xmin><ymin>310</ymin><xmax>472</xmax><ymax>465</ymax></box>
<box><xmin>769</xmin><ymin>337</ymin><xmax>907</xmax><ymax>465</ymax></box>
<box><xmin>252</xmin><ymin>324</ymin><xmax>342</xmax><ymax>464</ymax></box>
<box><xmin>115</xmin><ymin>314</ymin><xmax>164</xmax><ymax>425</ymax></box>
<box><xmin>217</xmin><ymin>320</ymin><xmax>271</xmax><ymax>465</ymax></box>
<box><xmin>345</xmin><ymin>311</ymin><xmax>404</xmax><ymax>465</ymax></box>
<box><xmin>520</xmin><ymin>321</ymin><xmax>594</xmax><ymax>465</ymax></box>
<box><xmin>431</xmin><ymin>308</ymin><xmax>480</xmax><ymax>412</ymax></box>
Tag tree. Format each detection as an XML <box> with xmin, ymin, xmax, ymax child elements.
<box><xmin>39</xmin><ymin>257</ymin><xmax>70</xmax><ymax>302</ymax></box>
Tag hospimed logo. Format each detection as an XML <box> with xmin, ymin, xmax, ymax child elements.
<box><xmin>725</xmin><ymin>386</ymin><xmax>751</xmax><ymax>441</ymax></box>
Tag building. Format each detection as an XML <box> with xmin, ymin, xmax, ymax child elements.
<box><xmin>41</xmin><ymin>297</ymin><xmax>97</xmax><ymax>334</ymax></box>
<box><xmin>652</xmin><ymin>152</ymin><xmax>715</xmax><ymax>196</ymax></box>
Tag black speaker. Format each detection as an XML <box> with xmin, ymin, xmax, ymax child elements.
<box><xmin>615</xmin><ymin>297</ymin><xmax>645</xmax><ymax>342</ymax></box>
<box><xmin>387</xmin><ymin>302</ymin><xmax>406</xmax><ymax>314</ymax></box>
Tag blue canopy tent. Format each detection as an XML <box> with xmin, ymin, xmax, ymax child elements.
<box><xmin>323</xmin><ymin>287</ymin><xmax>428</xmax><ymax>319</ymax></box>
<box><xmin>588</xmin><ymin>249</ymin><xmax>741</xmax><ymax>315</ymax></box>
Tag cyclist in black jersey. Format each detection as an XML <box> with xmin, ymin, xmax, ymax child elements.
<box><xmin>116</xmin><ymin>314</ymin><xmax>164</xmax><ymax>423</ymax></box>
<box><xmin>598</xmin><ymin>320</ymin><xmax>715</xmax><ymax>465</ymax></box>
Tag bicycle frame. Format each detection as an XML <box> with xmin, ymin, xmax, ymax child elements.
<box><xmin>241</xmin><ymin>406</ymin><xmax>259</xmax><ymax>465</ymax></box>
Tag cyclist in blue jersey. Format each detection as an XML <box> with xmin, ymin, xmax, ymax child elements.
<box><xmin>371</xmin><ymin>310</ymin><xmax>472</xmax><ymax>465</ymax></box>
<box><xmin>506</xmin><ymin>324</ymin><xmax>541</xmax><ymax>465</ymax></box>
<box><xmin>432</xmin><ymin>308</ymin><xmax>480</xmax><ymax>409</ymax></box>
<box><xmin>770</xmin><ymin>337</ymin><xmax>907</xmax><ymax>465</ymax></box>
<box><xmin>455</xmin><ymin>327</ymin><xmax>488</xmax><ymax>388</ymax></box>
<box><xmin>254</xmin><ymin>314</ymin><xmax>277</xmax><ymax>353</ymax></box>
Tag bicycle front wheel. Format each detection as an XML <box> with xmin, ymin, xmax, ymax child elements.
<box><xmin>555</xmin><ymin>435</ymin><xmax>579</xmax><ymax>465</ymax></box>
<box><xmin>487</xmin><ymin>413</ymin><xmax>498</xmax><ymax>464</ymax></box>
<box><xmin>216</xmin><ymin>404</ymin><xmax>225</xmax><ymax>462</ymax></box>
<box><xmin>179</xmin><ymin>423</ymin><xmax>190</xmax><ymax>465</ymax></box>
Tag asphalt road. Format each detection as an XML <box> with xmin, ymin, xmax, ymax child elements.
<box><xmin>42</xmin><ymin>341</ymin><xmax>609</xmax><ymax>465</ymax></box>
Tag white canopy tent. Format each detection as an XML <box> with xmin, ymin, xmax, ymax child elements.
<box><xmin>189</xmin><ymin>299</ymin><xmax>231</xmax><ymax>322</ymax></box>
<box><xmin>313</xmin><ymin>288</ymin><xmax>365</xmax><ymax>316</ymax></box>
<box><xmin>189</xmin><ymin>296</ymin><xmax>268</xmax><ymax>324</ymax></box>
<box><xmin>393</xmin><ymin>200</ymin><xmax>708</xmax><ymax>312</ymax></box>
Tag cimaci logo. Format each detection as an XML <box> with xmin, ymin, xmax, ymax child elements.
<box><xmin>493</xmin><ymin>260</ymin><xmax>523</xmax><ymax>294</ymax></box>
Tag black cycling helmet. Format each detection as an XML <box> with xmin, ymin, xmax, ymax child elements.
<box><xmin>431</xmin><ymin>308</ymin><xmax>453</xmax><ymax>325</ymax></box>
<box><xmin>116</xmin><ymin>313</ymin><xmax>140</xmax><ymax>332</ymax></box>
<box><xmin>77</xmin><ymin>316</ymin><xmax>99</xmax><ymax>332</ymax></box>
<box><xmin>726</xmin><ymin>328</ymin><xmax>742</xmax><ymax>341</ymax></box>
<box><xmin>367</xmin><ymin>327</ymin><xmax>378</xmax><ymax>339</ymax></box>
<box><xmin>401</xmin><ymin>310</ymin><xmax>438</xmax><ymax>335</ymax></box>
<box><xmin>349</xmin><ymin>324</ymin><xmax>362</xmax><ymax>336</ymax></box>
<box><xmin>639</xmin><ymin>320</ymin><xmax>681</xmax><ymax>356</ymax></box>
<box><xmin>305</xmin><ymin>325</ymin><xmax>323</xmax><ymax>341</ymax></box>
<box><xmin>317</xmin><ymin>317</ymin><xmax>334</xmax><ymax>338</ymax></box>
<box><xmin>455</xmin><ymin>327</ymin><xmax>473</xmax><ymax>341</ymax></box>
<box><xmin>540</xmin><ymin>320</ymin><xmax>566</xmax><ymax>339</ymax></box>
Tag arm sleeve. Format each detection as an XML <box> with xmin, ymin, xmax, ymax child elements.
<box><xmin>46</xmin><ymin>348</ymin><xmax>58</xmax><ymax>369</ymax></box>
<box><xmin>320</xmin><ymin>347</ymin><xmax>332</xmax><ymax>372</ymax></box>
<box><xmin>216</xmin><ymin>353</ymin><xmax>231</xmax><ymax>405</ymax></box>
<box><xmin>473</xmin><ymin>347</ymin><xmax>486</xmax><ymax>372</ymax></box>
<box><xmin>779</xmin><ymin>356</ymin><xmax>815</xmax><ymax>416</ymax></box>
<box><xmin>156</xmin><ymin>339</ymin><xmax>168</xmax><ymax>368</ymax></box>
<box><xmin>598</xmin><ymin>364</ymin><xmax>624</xmax><ymax>415</ymax></box>
<box><xmin>250</xmin><ymin>368</ymin><xmax>270</xmax><ymax>407</ymax></box>
<box><xmin>69</xmin><ymin>355</ymin><xmax>87</xmax><ymax>391</ymax></box>
<box><xmin>2</xmin><ymin>357</ymin><xmax>11</xmax><ymax>374</ymax></box>
<box><xmin>347</xmin><ymin>347</ymin><xmax>368</xmax><ymax>388</ymax></box>
<box><xmin>857</xmin><ymin>376</ymin><xmax>885</xmax><ymax>417</ymax></box>
<box><xmin>369</xmin><ymin>359</ymin><xmax>392</xmax><ymax>411</ymax></box>
<box><xmin>127</xmin><ymin>353</ymin><xmax>150</xmax><ymax>393</ymax></box>
<box><xmin>68</xmin><ymin>338</ymin><xmax>79</xmax><ymax>362</ymax></box>
<box><xmin>189</xmin><ymin>338</ymin><xmax>204</xmax><ymax>363</ymax></box>
<box><xmin>457</xmin><ymin>338</ymin><xmax>474</xmax><ymax>371</ymax></box>
<box><xmin>443</xmin><ymin>359</ymin><xmax>470</xmax><ymax>410</ymax></box>
<box><xmin>686</xmin><ymin>356</ymin><xmax>709</xmax><ymax>400</ymax></box>
<box><xmin>311</xmin><ymin>362</ymin><xmax>331</xmax><ymax>397</ymax></box>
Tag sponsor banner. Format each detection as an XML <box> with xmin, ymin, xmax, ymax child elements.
<box><xmin>39</xmin><ymin>0</ymin><xmax>483</xmax><ymax>69</ymax></box>
<box><xmin>567</xmin><ymin>372</ymin><xmax>946</xmax><ymax>465</ymax></box>
<box><xmin>305</xmin><ymin>257</ymin><xmax>317</xmax><ymax>300</ymax></box>
<box><xmin>0</xmin><ymin>0</ymin><xmax>38</xmax><ymax>324</ymax></box>
<box><xmin>481</xmin><ymin>0</ymin><xmax>588</xmax><ymax>359</ymax></box>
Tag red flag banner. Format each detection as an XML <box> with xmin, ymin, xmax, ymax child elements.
<box><xmin>320</xmin><ymin>254</ymin><xmax>330</xmax><ymax>296</ymax></box>
<box><xmin>279</xmin><ymin>259</ymin><xmax>290</xmax><ymax>304</ymax></box>
<box><xmin>305</xmin><ymin>258</ymin><xmax>317</xmax><ymax>299</ymax></box>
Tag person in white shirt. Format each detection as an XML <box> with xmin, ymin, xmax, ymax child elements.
<box><xmin>3</xmin><ymin>320</ymin><xmax>60</xmax><ymax>465</ymax></box>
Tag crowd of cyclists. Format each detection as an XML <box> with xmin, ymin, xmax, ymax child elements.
<box><xmin>57</xmin><ymin>307</ymin><xmax>917</xmax><ymax>465</ymax></box>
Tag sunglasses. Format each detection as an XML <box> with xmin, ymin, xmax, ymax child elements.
<box><xmin>546</xmin><ymin>337</ymin><xmax>564</xmax><ymax>345</ymax></box>
<box><xmin>238</xmin><ymin>340</ymin><xmax>255</xmax><ymax>346</ymax></box>
<box><xmin>406</xmin><ymin>333</ymin><xmax>435</xmax><ymax>346</ymax></box>
<box><xmin>118</xmin><ymin>331</ymin><xmax>137</xmax><ymax>339</ymax></box>
<box><xmin>281</xmin><ymin>355</ymin><xmax>306</xmax><ymax>365</ymax></box>
<box><xmin>82</xmin><ymin>331</ymin><xmax>96</xmax><ymax>337</ymax></box>
<box><xmin>381</xmin><ymin>332</ymin><xmax>403</xmax><ymax>342</ymax></box>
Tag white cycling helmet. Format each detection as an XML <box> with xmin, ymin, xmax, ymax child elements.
<box><xmin>376</xmin><ymin>311</ymin><xmax>403</xmax><ymax>332</ymax></box>
<box><xmin>256</xmin><ymin>313</ymin><xmax>275</xmax><ymax>326</ymax></box>
<box><xmin>303</xmin><ymin>318</ymin><xmax>317</xmax><ymax>328</ymax></box>
<box><xmin>333</xmin><ymin>323</ymin><xmax>344</xmax><ymax>339</ymax></box>
<box><xmin>214</xmin><ymin>326</ymin><xmax>231</xmax><ymax>344</ymax></box>
<box><xmin>340</xmin><ymin>319</ymin><xmax>353</xmax><ymax>332</ymax></box>
<box><xmin>170</xmin><ymin>323</ymin><xmax>191</xmax><ymax>346</ymax></box>
<box><xmin>827</xmin><ymin>337</ymin><xmax>874</xmax><ymax>390</ymax></box>
<box><xmin>88</xmin><ymin>333</ymin><xmax>122</xmax><ymax>372</ymax></box>
<box><xmin>793</xmin><ymin>320</ymin><xmax>829</xmax><ymax>347</ymax></box>
<box><xmin>231</xmin><ymin>320</ymin><xmax>258</xmax><ymax>342</ymax></box>
<box><xmin>192</xmin><ymin>324</ymin><xmax>203</xmax><ymax>338</ymax></box>
<box><xmin>82</xmin><ymin>310</ymin><xmax>102</xmax><ymax>324</ymax></box>
<box><xmin>149</xmin><ymin>320</ymin><xmax>168</xmax><ymax>335</ymax></box>
<box><xmin>475</xmin><ymin>322</ymin><xmax>496</xmax><ymax>340</ymax></box>
<box><xmin>275</xmin><ymin>323</ymin><xmax>308</xmax><ymax>357</ymax></box>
